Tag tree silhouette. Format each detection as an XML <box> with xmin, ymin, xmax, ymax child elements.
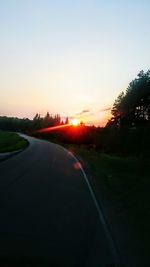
<box><xmin>110</xmin><ymin>70</ymin><xmax>150</xmax><ymax>127</ymax></box>
<box><xmin>65</xmin><ymin>117</ymin><xmax>69</xmax><ymax>124</ymax></box>
<box><xmin>0</xmin><ymin>112</ymin><xmax>62</xmax><ymax>132</ymax></box>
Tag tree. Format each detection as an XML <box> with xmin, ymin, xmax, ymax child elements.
<box><xmin>110</xmin><ymin>70</ymin><xmax>150</xmax><ymax>127</ymax></box>
<box><xmin>65</xmin><ymin>117</ymin><xmax>69</xmax><ymax>124</ymax></box>
<box><xmin>111</xmin><ymin>92</ymin><xmax>125</xmax><ymax>117</ymax></box>
<box><xmin>33</xmin><ymin>113</ymin><xmax>42</xmax><ymax>129</ymax></box>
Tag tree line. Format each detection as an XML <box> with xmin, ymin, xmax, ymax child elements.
<box><xmin>0</xmin><ymin>112</ymin><xmax>66</xmax><ymax>132</ymax></box>
<box><xmin>100</xmin><ymin>70</ymin><xmax>150</xmax><ymax>156</ymax></box>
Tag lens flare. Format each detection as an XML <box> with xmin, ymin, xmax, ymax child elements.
<box><xmin>34</xmin><ymin>123</ymin><xmax>70</xmax><ymax>133</ymax></box>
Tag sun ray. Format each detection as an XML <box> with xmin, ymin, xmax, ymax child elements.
<box><xmin>34</xmin><ymin>124</ymin><xmax>70</xmax><ymax>133</ymax></box>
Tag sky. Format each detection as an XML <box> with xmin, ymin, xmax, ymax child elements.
<box><xmin>0</xmin><ymin>0</ymin><xmax>150</xmax><ymax>126</ymax></box>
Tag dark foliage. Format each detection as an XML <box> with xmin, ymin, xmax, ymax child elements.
<box><xmin>108</xmin><ymin>70</ymin><xmax>150</xmax><ymax>127</ymax></box>
<box><xmin>0</xmin><ymin>113</ymin><xmax>62</xmax><ymax>133</ymax></box>
<box><xmin>34</xmin><ymin>125</ymin><xmax>100</xmax><ymax>146</ymax></box>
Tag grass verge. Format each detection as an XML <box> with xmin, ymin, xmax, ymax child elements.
<box><xmin>67</xmin><ymin>145</ymin><xmax>150</xmax><ymax>257</ymax></box>
<box><xmin>0</xmin><ymin>131</ymin><xmax>28</xmax><ymax>153</ymax></box>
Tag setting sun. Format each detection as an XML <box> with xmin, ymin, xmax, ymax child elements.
<box><xmin>70</xmin><ymin>118</ymin><xmax>80</xmax><ymax>126</ymax></box>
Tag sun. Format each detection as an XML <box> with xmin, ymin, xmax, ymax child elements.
<box><xmin>71</xmin><ymin>118</ymin><xmax>80</xmax><ymax>126</ymax></box>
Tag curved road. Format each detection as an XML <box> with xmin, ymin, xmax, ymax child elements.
<box><xmin>0</xmin><ymin>135</ymin><xmax>116</xmax><ymax>266</ymax></box>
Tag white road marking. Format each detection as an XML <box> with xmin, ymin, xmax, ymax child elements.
<box><xmin>60</xmin><ymin>146</ymin><xmax>121</xmax><ymax>267</ymax></box>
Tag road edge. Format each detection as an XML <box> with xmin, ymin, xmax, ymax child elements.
<box><xmin>59</xmin><ymin>145</ymin><xmax>122</xmax><ymax>267</ymax></box>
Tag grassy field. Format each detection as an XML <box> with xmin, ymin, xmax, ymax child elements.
<box><xmin>0</xmin><ymin>131</ymin><xmax>28</xmax><ymax>153</ymax></box>
<box><xmin>67</xmin><ymin>145</ymin><xmax>150</xmax><ymax>256</ymax></box>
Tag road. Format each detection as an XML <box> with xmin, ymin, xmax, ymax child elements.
<box><xmin>0</xmin><ymin>135</ymin><xmax>117</xmax><ymax>266</ymax></box>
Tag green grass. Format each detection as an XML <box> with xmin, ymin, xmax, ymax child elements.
<box><xmin>67</xmin><ymin>145</ymin><xmax>150</xmax><ymax>253</ymax></box>
<box><xmin>0</xmin><ymin>131</ymin><xmax>28</xmax><ymax>153</ymax></box>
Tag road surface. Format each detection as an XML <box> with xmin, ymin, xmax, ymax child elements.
<box><xmin>0</xmin><ymin>135</ymin><xmax>117</xmax><ymax>266</ymax></box>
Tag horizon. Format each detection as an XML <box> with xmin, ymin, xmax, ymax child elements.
<box><xmin>0</xmin><ymin>0</ymin><xmax>150</xmax><ymax>126</ymax></box>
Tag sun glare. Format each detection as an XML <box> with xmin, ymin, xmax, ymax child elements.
<box><xmin>71</xmin><ymin>118</ymin><xmax>80</xmax><ymax>126</ymax></box>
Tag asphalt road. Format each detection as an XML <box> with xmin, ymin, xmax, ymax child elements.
<box><xmin>0</xmin><ymin>135</ymin><xmax>116</xmax><ymax>267</ymax></box>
